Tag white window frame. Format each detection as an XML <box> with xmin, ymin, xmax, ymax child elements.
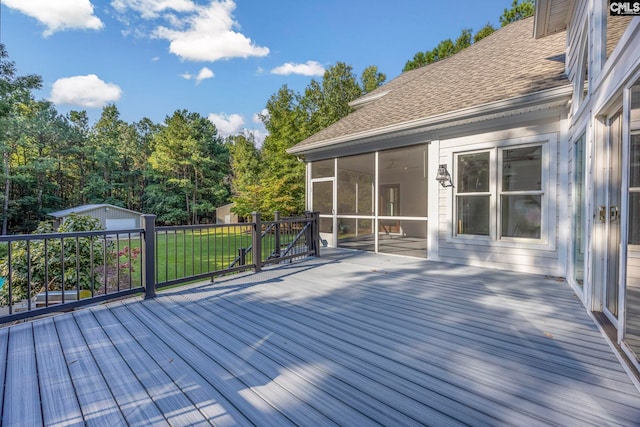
<box><xmin>497</xmin><ymin>143</ymin><xmax>549</xmax><ymax>243</ymax></box>
<box><xmin>451</xmin><ymin>135</ymin><xmax>555</xmax><ymax>248</ymax></box>
<box><xmin>453</xmin><ymin>149</ymin><xmax>495</xmax><ymax>239</ymax></box>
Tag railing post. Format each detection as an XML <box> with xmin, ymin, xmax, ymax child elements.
<box><xmin>252</xmin><ymin>212</ymin><xmax>262</xmax><ymax>272</ymax></box>
<box><xmin>142</xmin><ymin>214</ymin><xmax>156</xmax><ymax>299</ymax></box>
<box><xmin>313</xmin><ymin>211</ymin><xmax>321</xmax><ymax>257</ymax></box>
<box><xmin>274</xmin><ymin>211</ymin><xmax>281</xmax><ymax>258</ymax></box>
<box><xmin>238</xmin><ymin>248</ymin><xmax>246</xmax><ymax>266</ymax></box>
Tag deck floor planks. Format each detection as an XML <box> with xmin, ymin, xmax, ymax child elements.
<box><xmin>2</xmin><ymin>249</ymin><xmax>640</xmax><ymax>426</ymax></box>
<box><xmin>171</xmin><ymin>290</ymin><xmax>515</xmax><ymax>426</ymax></box>
<box><xmin>151</xmin><ymin>296</ymin><xmax>383</xmax><ymax>427</ymax></box>
<box><xmin>90</xmin><ymin>306</ymin><xmax>212</xmax><ymax>427</ymax></box>
<box><xmin>136</xmin><ymin>298</ymin><xmax>339</xmax><ymax>427</ymax></box>
<box><xmin>2</xmin><ymin>323</ymin><xmax>42</xmax><ymax>427</ymax></box>
<box><xmin>123</xmin><ymin>298</ymin><xmax>299</xmax><ymax>427</ymax></box>
<box><xmin>108</xmin><ymin>302</ymin><xmax>253</xmax><ymax>426</ymax></box>
<box><xmin>187</xmin><ymin>278</ymin><xmax>583</xmax><ymax>426</ymax></box>
<box><xmin>72</xmin><ymin>309</ymin><xmax>169</xmax><ymax>426</ymax></box>
<box><xmin>53</xmin><ymin>314</ymin><xmax>127</xmax><ymax>426</ymax></box>
<box><xmin>181</xmin><ymin>256</ymin><xmax>640</xmax><ymax>425</ymax></box>
<box><xmin>32</xmin><ymin>318</ymin><xmax>84</xmax><ymax>427</ymax></box>
<box><xmin>167</xmin><ymin>291</ymin><xmax>423</xmax><ymax>426</ymax></box>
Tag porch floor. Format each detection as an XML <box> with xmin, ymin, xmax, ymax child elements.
<box><xmin>2</xmin><ymin>249</ymin><xmax>640</xmax><ymax>426</ymax></box>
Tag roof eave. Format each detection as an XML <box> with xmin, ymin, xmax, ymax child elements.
<box><xmin>288</xmin><ymin>85</ymin><xmax>572</xmax><ymax>156</ymax></box>
<box><xmin>534</xmin><ymin>0</ymin><xmax>573</xmax><ymax>39</ymax></box>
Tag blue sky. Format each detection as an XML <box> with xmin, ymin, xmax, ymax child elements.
<box><xmin>0</xmin><ymin>0</ymin><xmax>513</xmax><ymax>142</ymax></box>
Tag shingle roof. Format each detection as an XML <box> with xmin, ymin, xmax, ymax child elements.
<box><xmin>290</xmin><ymin>17</ymin><xmax>569</xmax><ymax>153</ymax></box>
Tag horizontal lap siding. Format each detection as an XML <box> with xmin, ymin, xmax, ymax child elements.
<box><xmin>436</xmin><ymin>125</ymin><xmax>563</xmax><ymax>275</ymax></box>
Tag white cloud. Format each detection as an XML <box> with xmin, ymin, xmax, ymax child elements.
<box><xmin>151</xmin><ymin>0</ymin><xmax>269</xmax><ymax>62</ymax></box>
<box><xmin>208</xmin><ymin>112</ymin><xmax>245</xmax><ymax>136</ymax></box>
<box><xmin>271</xmin><ymin>61</ymin><xmax>325</xmax><ymax>77</ymax></box>
<box><xmin>111</xmin><ymin>0</ymin><xmax>196</xmax><ymax>19</ymax></box>
<box><xmin>4</xmin><ymin>0</ymin><xmax>104</xmax><ymax>36</ymax></box>
<box><xmin>196</xmin><ymin>67</ymin><xmax>214</xmax><ymax>82</ymax></box>
<box><xmin>50</xmin><ymin>75</ymin><xmax>122</xmax><ymax>108</ymax></box>
<box><xmin>181</xmin><ymin>67</ymin><xmax>215</xmax><ymax>83</ymax></box>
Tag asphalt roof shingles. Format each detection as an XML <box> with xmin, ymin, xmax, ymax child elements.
<box><xmin>293</xmin><ymin>17</ymin><xmax>569</xmax><ymax>151</ymax></box>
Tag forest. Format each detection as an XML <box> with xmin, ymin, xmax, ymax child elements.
<box><xmin>0</xmin><ymin>0</ymin><xmax>532</xmax><ymax>235</ymax></box>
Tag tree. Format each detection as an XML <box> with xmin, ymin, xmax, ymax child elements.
<box><xmin>403</xmin><ymin>28</ymin><xmax>475</xmax><ymax>72</ymax></box>
<box><xmin>148</xmin><ymin>110</ymin><xmax>230</xmax><ymax>224</ymax></box>
<box><xmin>499</xmin><ymin>0</ymin><xmax>535</xmax><ymax>27</ymax></box>
<box><xmin>360</xmin><ymin>65</ymin><xmax>387</xmax><ymax>94</ymax></box>
<box><xmin>228</xmin><ymin>133</ymin><xmax>262</xmax><ymax>219</ymax></box>
<box><xmin>0</xmin><ymin>44</ymin><xmax>42</xmax><ymax>234</ymax></box>
<box><xmin>473</xmin><ymin>23</ymin><xmax>497</xmax><ymax>43</ymax></box>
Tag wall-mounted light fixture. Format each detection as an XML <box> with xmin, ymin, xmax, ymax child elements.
<box><xmin>435</xmin><ymin>164</ymin><xmax>454</xmax><ymax>188</ymax></box>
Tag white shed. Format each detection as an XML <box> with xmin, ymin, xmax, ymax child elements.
<box><xmin>49</xmin><ymin>204</ymin><xmax>143</xmax><ymax>231</ymax></box>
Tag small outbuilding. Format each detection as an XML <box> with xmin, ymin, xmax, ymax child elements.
<box><xmin>49</xmin><ymin>204</ymin><xmax>143</xmax><ymax>231</ymax></box>
<box><xmin>215</xmin><ymin>203</ymin><xmax>239</xmax><ymax>224</ymax></box>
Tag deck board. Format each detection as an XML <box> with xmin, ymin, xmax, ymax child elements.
<box><xmin>0</xmin><ymin>326</ymin><xmax>7</xmax><ymax>419</ymax></box>
<box><xmin>54</xmin><ymin>314</ymin><xmax>127</xmax><ymax>426</ymax></box>
<box><xmin>91</xmin><ymin>307</ymin><xmax>212</xmax><ymax>427</ymax></box>
<box><xmin>32</xmin><ymin>318</ymin><xmax>84</xmax><ymax>427</ymax></box>
<box><xmin>74</xmin><ymin>309</ymin><xmax>169</xmax><ymax>426</ymax></box>
<box><xmin>2</xmin><ymin>249</ymin><xmax>640</xmax><ymax>426</ymax></box>
<box><xmin>3</xmin><ymin>323</ymin><xmax>42</xmax><ymax>427</ymax></box>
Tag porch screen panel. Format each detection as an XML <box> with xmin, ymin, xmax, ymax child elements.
<box><xmin>311</xmin><ymin>159</ymin><xmax>335</xmax><ymax>179</ymax></box>
<box><xmin>378</xmin><ymin>145</ymin><xmax>428</xmax><ymax>217</ymax></box>
<box><xmin>337</xmin><ymin>154</ymin><xmax>374</xmax><ymax>215</ymax></box>
<box><xmin>312</xmin><ymin>181</ymin><xmax>333</xmax><ymax>233</ymax></box>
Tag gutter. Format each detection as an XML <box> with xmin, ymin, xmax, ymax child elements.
<box><xmin>288</xmin><ymin>85</ymin><xmax>573</xmax><ymax>155</ymax></box>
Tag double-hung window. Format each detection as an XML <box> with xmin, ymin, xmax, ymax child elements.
<box><xmin>456</xmin><ymin>152</ymin><xmax>491</xmax><ymax>236</ymax></box>
<box><xmin>455</xmin><ymin>143</ymin><xmax>547</xmax><ymax>242</ymax></box>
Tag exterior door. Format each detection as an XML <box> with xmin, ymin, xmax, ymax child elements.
<box><xmin>597</xmin><ymin>112</ymin><xmax>622</xmax><ymax>324</ymax></box>
<box><xmin>606</xmin><ymin>113</ymin><xmax>622</xmax><ymax>320</ymax></box>
<box><xmin>311</xmin><ymin>179</ymin><xmax>335</xmax><ymax>247</ymax></box>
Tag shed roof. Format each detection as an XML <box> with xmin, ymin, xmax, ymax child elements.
<box><xmin>48</xmin><ymin>204</ymin><xmax>142</xmax><ymax>218</ymax></box>
<box><xmin>289</xmin><ymin>17</ymin><xmax>569</xmax><ymax>154</ymax></box>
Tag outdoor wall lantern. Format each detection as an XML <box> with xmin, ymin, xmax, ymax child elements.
<box><xmin>435</xmin><ymin>164</ymin><xmax>454</xmax><ymax>187</ymax></box>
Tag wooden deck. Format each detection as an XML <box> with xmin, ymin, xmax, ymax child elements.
<box><xmin>2</xmin><ymin>249</ymin><xmax>640</xmax><ymax>426</ymax></box>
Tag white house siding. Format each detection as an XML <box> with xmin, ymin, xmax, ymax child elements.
<box><xmin>436</xmin><ymin>119</ymin><xmax>566</xmax><ymax>275</ymax></box>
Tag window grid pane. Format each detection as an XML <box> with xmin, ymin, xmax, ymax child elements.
<box><xmin>501</xmin><ymin>195</ymin><xmax>542</xmax><ymax>239</ymax></box>
<box><xmin>458</xmin><ymin>152</ymin><xmax>490</xmax><ymax>193</ymax></box>
<box><xmin>457</xmin><ymin>195</ymin><xmax>490</xmax><ymax>236</ymax></box>
<box><xmin>502</xmin><ymin>146</ymin><xmax>542</xmax><ymax>191</ymax></box>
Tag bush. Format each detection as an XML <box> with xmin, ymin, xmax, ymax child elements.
<box><xmin>0</xmin><ymin>214</ymin><xmax>108</xmax><ymax>306</ymax></box>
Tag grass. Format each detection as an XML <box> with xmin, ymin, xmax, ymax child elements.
<box><xmin>117</xmin><ymin>225</ymin><xmax>300</xmax><ymax>287</ymax></box>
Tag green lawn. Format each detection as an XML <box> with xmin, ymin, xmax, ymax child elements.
<box><xmin>117</xmin><ymin>225</ymin><xmax>301</xmax><ymax>287</ymax></box>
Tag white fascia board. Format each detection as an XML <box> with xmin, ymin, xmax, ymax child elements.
<box><xmin>288</xmin><ymin>85</ymin><xmax>573</xmax><ymax>156</ymax></box>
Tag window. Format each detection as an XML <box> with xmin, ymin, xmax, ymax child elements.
<box><xmin>455</xmin><ymin>144</ymin><xmax>546</xmax><ymax>241</ymax></box>
<box><xmin>500</xmin><ymin>146</ymin><xmax>542</xmax><ymax>239</ymax></box>
<box><xmin>456</xmin><ymin>152</ymin><xmax>490</xmax><ymax>235</ymax></box>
